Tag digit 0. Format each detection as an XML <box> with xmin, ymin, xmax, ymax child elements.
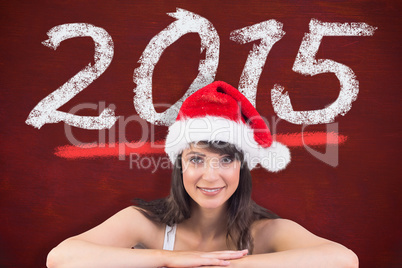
<box><xmin>133</xmin><ymin>8</ymin><xmax>220</xmax><ymax>126</ymax></box>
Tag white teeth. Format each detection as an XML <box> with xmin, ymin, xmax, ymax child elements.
<box><xmin>200</xmin><ymin>188</ymin><xmax>221</xmax><ymax>192</ymax></box>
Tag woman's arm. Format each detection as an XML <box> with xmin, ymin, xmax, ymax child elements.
<box><xmin>228</xmin><ymin>219</ymin><xmax>358</xmax><ymax>268</ymax></box>
<box><xmin>46</xmin><ymin>207</ymin><xmax>246</xmax><ymax>268</ymax></box>
<box><xmin>47</xmin><ymin>240</ymin><xmax>247</xmax><ymax>268</ymax></box>
<box><xmin>46</xmin><ymin>207</ymin><xmax>160</xmax><ymax>267</ymax></box>
<box><xmin>47</xmin><ymin>239</ymin><xmax>167</xmax><ymax>268</ymax></box>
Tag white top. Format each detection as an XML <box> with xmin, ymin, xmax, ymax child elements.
<box><xmin>163</xmin><ymin>224</ymin><xmax>177</xmax><ymax>251</ymax></box>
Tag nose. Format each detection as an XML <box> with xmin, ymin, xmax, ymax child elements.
<box><xmin>202</xmin><ymin>159</ymin><xmax>220</xmax><ymax>182</ymax></box>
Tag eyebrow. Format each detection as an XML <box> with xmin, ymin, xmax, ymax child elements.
<box><xmin>184</xmin><ymin>151</ymin><xmax>233</xmax><ymax>158</ymax></box>
<box><xmin>184</xmin><ymin>151</ymin><xmax>206</xmax><ymax>157</ymax></box>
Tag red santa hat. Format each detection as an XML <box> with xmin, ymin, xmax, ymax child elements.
<box><xmin>165</xmin><ymin>81</ymin><xmax>290</xmax><ymax>172</ymax></box>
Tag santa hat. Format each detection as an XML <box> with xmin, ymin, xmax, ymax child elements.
<box><xmin>165</xmin><ymin>81</ymin><xmax>290</xmax><ymax>172</ymax></box>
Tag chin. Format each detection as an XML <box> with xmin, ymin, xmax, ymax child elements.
<box><xmin>196</xmin><ymin>200</ymin><xmax>228</xmax><ymax>210</ymax></box>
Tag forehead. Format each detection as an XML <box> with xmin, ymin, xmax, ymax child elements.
<box><xmin>182</xmin><ymin>144</ymin><xmax>226</xmax><ymax>156</ymax></box>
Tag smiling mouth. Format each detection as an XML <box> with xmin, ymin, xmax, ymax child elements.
<box><xmin>197</xmin><ymin>187</ymin><xmax>225</xmax><ymax>193</ymax></box>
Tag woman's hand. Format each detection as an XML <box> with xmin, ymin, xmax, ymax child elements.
<box><xmin>163</xmin><ymin>249</ymin><xmax>248</xmax><ymax>268</ymax></box>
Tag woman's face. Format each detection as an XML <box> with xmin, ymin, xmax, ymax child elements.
<box><xmin>181</xmin><ymin>144</ymin><xmax>241</xmax><ymax>210</ymax></box>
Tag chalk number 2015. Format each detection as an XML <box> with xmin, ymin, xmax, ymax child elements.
<box><xmin>25</xmin><ymin>8</ymin><xmax>376</xmax><ymax>129</ymax></box>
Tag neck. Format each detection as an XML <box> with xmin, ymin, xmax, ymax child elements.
<box><xmin>183</xmin><ymin>201</ymin><xmax>228</xmax><ymax>239</ymax></box>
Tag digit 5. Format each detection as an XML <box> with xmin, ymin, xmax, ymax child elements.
<box><xmin>271</xmin><ymin>19</ymin><xmax>377</xmax><ymax>125</ymax></box>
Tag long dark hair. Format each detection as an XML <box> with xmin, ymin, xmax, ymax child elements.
<box><xmin>134</xmin><ymin>141</ymin><xmax>279</xmax><ymax>253</ymax></box>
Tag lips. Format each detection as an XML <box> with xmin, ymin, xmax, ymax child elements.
<box><xmin>197</xmin><ymin>186</ymin><xmax>225</xmax><ymax>195</ymax></box>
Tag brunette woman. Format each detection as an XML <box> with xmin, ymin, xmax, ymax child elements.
<box><xmin>47</xmin><ymin>81</ymin><xmax>358</xmax><ymax>267</ymax></box>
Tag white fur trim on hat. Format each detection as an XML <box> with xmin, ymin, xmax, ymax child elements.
<box><xmin>165</xmin><ymin>116</ymin><xmax>290</xmax><ymax>172</ymax></box>
<box><xmin>259</xmin><ymin>141</ymin><xmax>291</xmax><ymax>172</ymax></box>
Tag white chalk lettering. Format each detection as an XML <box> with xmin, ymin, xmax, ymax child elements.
<box><xmin>230</xmin><ymin>20</ymin><xmax>285</xmax><ymax>107</ymax></box>
<box><xmin>26</xmin><ymin>23</ymin><xmax>118</xmax><ymax>129</ymax></box>
<box><xmin>271</xmin><ymin>19</ymin><xmax>377</xmax><ymax>124</ymax></box>
<box><xmin>133</xmin><ymin>8</ymin><xmax>220</xmax><ymax>126</ymax></box>
<box><xmin>26</xmin><ymin>13</ymin><xmax>377</xmax><ymax>131</ymax></box>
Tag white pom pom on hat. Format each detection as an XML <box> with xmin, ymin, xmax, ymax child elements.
<box><xmin>165</xmin><ymin>81</ymin><xmax>290</xmax><ymax>172</ymax></box>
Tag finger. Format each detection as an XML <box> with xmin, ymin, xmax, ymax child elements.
<box><xmin>209</xmin><ymin>249</ymin><xmax>248</xmax><ymax>256</ymax></box>
<box><xmin>201</xmin><ymin>252</ymin><xmax>246</xmax><ymax>260</ymax></box>
<box><xmin>194</xmin><ymin>266</ymin><xmax>227</xmax><ymax>268</ymax></box>
<box><xmin>209</xmin><ymin>249</ymin><xmax>245</xmax><ymax>254</ymax></box>
<box><xmin>198</xmin><ymin>258</ymin><xmax>230</xmax><ymax>267</ymax></box>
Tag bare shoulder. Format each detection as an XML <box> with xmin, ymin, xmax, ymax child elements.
<box><xmin>71</xmin><ymin>206</ymin><xmax>165</xmax><ymax>249</ymax></box>
<box><xmin>252</xmin><ymin>218</ymin><xmax>306</xmax><ymax>233</ymax></box>
<box><xmin>113</xmin><ymin>206</ymin><xmax>164</xmax><ymax>232</ymax></box>
<box><xmin>250</xmin><ymin>218</ymin><xmax>286</xmax><ymax>253</ymax></box>
<box><xmin>251</xmin><ymin>218</ymin><xmax>330</xmax><ymax>253</ymax></box>
<box><xmin>251</xmin><ymin>218</ymin><xmax>294</xmax><ymax>237</ymax></box>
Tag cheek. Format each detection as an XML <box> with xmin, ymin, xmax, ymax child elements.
<box><xmin>182</xmin><ymin>167</ymin><xmax>199</xmax><ymax>189</ymax></box>
<box><xmin>230</xmin><ymin>176</ymin><xmax>240</xmax><ymax>191</ymax></box>
<box><xmin>224</xmin><ymin>167</ymin><xmax>240</xmax><ymax>189</ymax></box>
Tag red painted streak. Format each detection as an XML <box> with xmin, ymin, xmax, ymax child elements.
<box><xmin>54</xmin><ymin>141</ymin><xmax>166</xmax><ymax>159</ymax></box>
<box><xmin>54</xmin><ymin>132</ymin><xmax>347</xmax><ymax>159</ymax></box>
<box><xmin>273</xmin><ymin>131</ymin><xmax>347</xmax><ymax>147</ymax></box>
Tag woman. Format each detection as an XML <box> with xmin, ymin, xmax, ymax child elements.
<box><xmin>47</xmin><ymin>81</ymin><xmax>358</xmax><ymax>267</ymax></box>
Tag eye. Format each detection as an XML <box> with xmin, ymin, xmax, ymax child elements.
<box><xmin>220</xmin><ymin>156</ymin><xmax>233</xmax><ymax>164</ymax></box>
<box><xmin>190</xmin><ymin>156</ymin><xmax>204</xmax><ymax>164</ymax></box>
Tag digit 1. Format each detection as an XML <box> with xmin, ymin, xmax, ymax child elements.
<box><xmin>230</xmin><ymin>20</ymin><xmax>285</xmax><ymax>107</ymax></box>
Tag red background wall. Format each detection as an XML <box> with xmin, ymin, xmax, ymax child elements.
<box><xmin>0</xmin><ymin>1</ymin><xmax>400</xmax><ymax>267</ymax></box>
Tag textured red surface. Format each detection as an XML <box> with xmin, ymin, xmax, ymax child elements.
<box><xmin>0</xmin><ymin>1</ymin><xmax>401</xmax><ymax>267</ymax></box>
